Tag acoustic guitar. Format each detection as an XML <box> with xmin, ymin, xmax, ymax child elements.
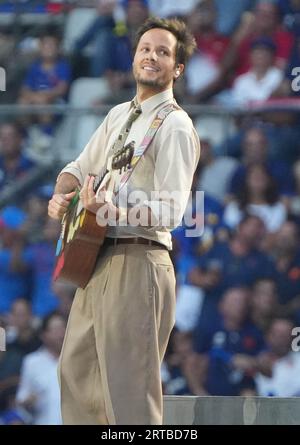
<box><xmin>53</xmin><ymin>141</ymin><xmax>135</xmax><ymax>288</ymax></box>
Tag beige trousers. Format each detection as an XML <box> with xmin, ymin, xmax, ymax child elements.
<box><xmin>58</xmin><ymin>244</ymin><xmax>176</xmax><ymax>425</ymax></box>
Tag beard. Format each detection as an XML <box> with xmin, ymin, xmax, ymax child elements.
<box><xmin>135</xmin><ymin>72</ymin><xmax>166</xmax><ymax>88</ymax></box>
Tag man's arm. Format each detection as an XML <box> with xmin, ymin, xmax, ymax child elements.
<box><xmin>55</xmin><ymin>172</ymin><xmax>80</xmax><ymax>194</ymax></box>
<box><xmin>48</xmin><ymin>173</ymin><xmax>80</xmax><ymax>220</ymax></box>
<box><xmin>142</xmin><ymin>118</ymin><xmax>200</xmax><ymax>230</ymax></box>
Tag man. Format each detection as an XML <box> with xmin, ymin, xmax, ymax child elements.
<box><xmin>255</xmin><ymin>318</ymin><xmax>300</xmax><ymax>397</ymax></box>
<box><xmin>0</xmin><ymin>122</ymin><xmax>36</xmax><ymax>189</ymax></box>
<box><xmin>16</xmin><ymin>312</ymin><xmax>66</xmax><ymax>425</ymax></box>
<box><xmin>48</xmin><ymin>17</ymin><xmax>200</xmax><ymax>425</ymax></box>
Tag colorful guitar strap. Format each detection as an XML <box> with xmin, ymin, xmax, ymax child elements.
<box><xmin>118</xmin><ymin>102</ymin><xmax>181</xmax><ymax>190</ymax></box>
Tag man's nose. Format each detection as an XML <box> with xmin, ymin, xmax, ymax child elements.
<box><xmin>147</xmin><ymin>50</ymin><xmax>158</xmax><ymax>61</ymax></box>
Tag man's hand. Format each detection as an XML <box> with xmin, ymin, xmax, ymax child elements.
<box><xmin>231</xmin><ymin>354</ymin><xmax>257</xmax><ymax>372</ymax></box>
<box><xmin>48</xmin><ymin>191</ymin><xmax>76</xmax><ymax>220</ymax></box>
<box><xmin>80</xmin><ymin>175</ymin><xmax>125</xmax><ymax>228</ymax></box>
<box><xmin>80</xmin><ymin>175</ymin><xmax>105</xmax><ymax>215</ymax></box>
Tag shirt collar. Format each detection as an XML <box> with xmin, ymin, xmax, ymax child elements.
<box><xmin>132</xmin><ymin>88</ymin><xmax>174</xmax><ymax>114</ymax></box>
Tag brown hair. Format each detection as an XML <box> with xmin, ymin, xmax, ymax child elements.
<box><xmin>133</xmin><ymin>17</ymin><xmax>196</xmax><ymax>65</ymax></box>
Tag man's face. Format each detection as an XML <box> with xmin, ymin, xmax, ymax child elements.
<box><xmin>42</xmin><ymin>316</ymin><xmax>66</xmax><ymax>354</ymax></box>
<box><xmin>243</xmin><ymin>129</ymin><xmax>267</xmax><ymax>163</ymax></box>
<box><xmin>220</xmin><ymin>289</ymin><xmax>249</xmax><ymax>324</ymax></box>
<box><xmin>0</xmin><ymin>124</ymin><xmax>22</xmax><ymax>157</ymax></box>
<box><xmin>126</xmin><ymin>0</ymin><xmax>148</xmax><ymax>28</ymax></box>
<box><xmin>40</xmin><ymin>36</ymin><xmax>59</xmax><ymax>61</ymax></box>
<box><xmin>250</xmin><ymin>47</ymin><xmax>274</xmax><ymax>71</ymax></box>
<box><xmin>255</xmin><ymin>3</ymin><xmax>278</xmax><ymax>32</ymax></box>
<box><xmin>239</xmin><ymin>217</ymin><xmax>265</xmax><ymax>245</ymax></box>
<box><xmin>275</xmin><ymin>222</ymin><xmax>298</xmax><ymax>253</ymax></box>
<box><xmin>267</xmin><ymin>320</ymin><xmax>293</xmax><ymax>357</ymax></box>
<box><xmin>11</xmin><ymin>300</ymin><xmax>32</xmax><ymax>331</ymax></box>
<box><xmin>133</xmin><ymin>28</ymin><xmax>181</xmax><ymax>91</ymax></box>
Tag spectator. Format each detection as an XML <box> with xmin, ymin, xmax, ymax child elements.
<box><xmin>196</xmin><ymin>133</ymin><xmax>239</xmax><ymax>202</ymax></box>
<box><xmin>19</xmin><ymin>33</ymin><xmax>71</xmax><ymax>136</ymax></box>
<box><xmin>255</xmin><ymin>318</ymin><xmax>300</xmax><ymax>396</ymax></box>
<box><xmin>162</xmin><ymin>329</ymin><xmax>194</xmax><ymax>396</ymax></box>
<box><xmin>278</xmin><ymin>0</ymin><xmax>300</xmax><ymax>36</ymax></box>
<box><xmin>285</xmin><ymin>159</ymin><xmax>300</xmax><ymax>217</ymax></box>
<box><xmin>16</xmin><ymin>312</ymin><xmax>66</xmax><ymax>425</ymax></box>
<box><xmin>214</xmin><ymin>0</ymin><xmax>256</xmax><ymax>36</ymax></box>
<box><xmin>27</xmin><ymin>218</ymin><xmax>61</xmax><ymax>318</ymax></box>
<box><xmin>270</xmin><ymin>220</ymin><xmax>300</xmax><ymax>323</ymax></box>
<box><xmin>74</xmin><ymin>0</ymin><xmax>148</xmax><ymax>87</ymax></box>
<box><xmin>185</xmin><ymin>0</ymin><xmax>230</xmax><ymax>103</ymax></box>
<box><xmin>0</xmin><ymin>122</ymin><xmax>36</xmax><ymax>189</ymax></box>
<box><xmin>0</xmin><ymin>394</ymin><xmax>27</xmax><ymax>425</ymax></box>
<box><xmin>226</xmin><ymin>1</ymin><xmax>294</xmax><ymax>78</ymax></box>
<box><xmin>223</xmin><ymin>164</ymin><xmax>287</xmax><ymax>233</ymax></box>
<box><xmin>0</xmin><ymin>206</ymin><xmax>32</xmax><ymax>315</ymax></box>
<box><xmin>172</xmin><ymin>160</ymin><xmax>227</xmax><ymax>286</ymax></box>
<box><xmin>189</xmin><ymin>215</ymin><xmax>275</xmax><ymax>327</ymax></box>
<box><xmin>6</xmin><ymin>299</ymin><xmax>41</xmax><ymax>357</ymax></box>
<box><xmin>22</xmin><ymin>185</ymin><xmax>52</xmax><ymax>244</ymax></box>
<box><xmin>250</xmin><ymin>278</ymin><xmax>279</xmax><ymax>333</ymax></box>
<box><xmin>74</xmin><ymin>0</ymin><xmax>128</xmax><ymax>77</ymax></box>
<box><xmin>230</xmin><ymin>37</ymin><xmax>283</xmax><ymax>105</ymax></box>
<box><xmin>189</xmin><ymin>287</ymin><xmax>265</xmax><ymax>396</ymax></box>
<box><xmin>105</xmin><ymin>0</ymin><xmax>149</xmax><ymax>102</ymax></box>
<box><xmin>0</xmin><ymin>25</ymin><xmax>17</xmax><ymax>105</ymax></box>
<box><xmin>0</xmin><ymin>348</ymin><xmax>24</xmax><ymax>421</ymax></box>
<box><xmin>51</xmin><ymin>281</ymin><xmax>75</xmax><ymax>321</ymax></box>
<box><xmin>19</xmin><ymin>34</ymin><xmax>71</xmax><ymax>106</ymax></box>
<box><xmin>227</xmin><ymin>126</ymin><xmax>294</xmax><ymax>198</ymax></box>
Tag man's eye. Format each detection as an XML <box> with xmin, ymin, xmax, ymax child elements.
<box><xmin>160</xmin><ymin>50</ymin><xmax>168</xmax><ymax>55</ymax></box>
<box><xmin>141</xmin><ymin>48</ymin><xmax>149</xmax><ymax>52</ymax></box>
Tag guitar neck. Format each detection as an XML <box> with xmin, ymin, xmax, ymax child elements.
<box><xmin>93</xmin><ymin>166</ymin><xmax>108</xmax><ymax>193</ymax></box>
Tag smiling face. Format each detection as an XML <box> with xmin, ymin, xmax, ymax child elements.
<box><xmin>133</xmin><ymin>27</ymin><xmax>183</xmax><ymax>95</ymax></box>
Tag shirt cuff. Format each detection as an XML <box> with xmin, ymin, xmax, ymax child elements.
<box><xmin>56</xmin><ymin>166</ymin><xmax>83</xmax><ymax>186</ymax></box>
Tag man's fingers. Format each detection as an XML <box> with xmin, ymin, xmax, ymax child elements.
<box><xmin>88</xmin><ymin>175</ymin><xmax>95</xmax><ymax>197</ymax></box>
<box><xmin>80</xmin><ymin>176</ymin><xmax>90</xmax><ymax>201</ymax></box>
<box><xmin>83</xmin><ymin>175</ymin><xmax>90</xmax><ymax>190</ymax></box>
<box><xmin>52</xmin><ymin>194</ymin><xmax>71</xmax><ymax>208</ymax></box>
<box><xmin>48</xmin><ymin>192</ymin><xmax>75</xmax><ymax>220</ymax></box>
<box><xmin>48</xmin><ymin>200</ymin><xmax>67</xmax><ymax>216</ymax></box>
<box><xmin>65</xmin><ymin>191</ymin><xmax>77</xmax><ymax>200</ymax></box>
<box><xmin>49</xmin><ymin>199</ymin><xmax>67</xmax><ymax>212</ymax></box>
<box><xmin>48</xmin><ymin>204</ymin><xmax>66</xmax><ymax>220</ymax></box>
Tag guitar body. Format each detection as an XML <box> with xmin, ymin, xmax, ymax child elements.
<box><xmin>53</xmin><ymin>199</ymin><xmax>107</xmax><ymax>288</ymax></box>
<box><xmin>53</xmin><ymin>141</ymin><xmax>135</xmax><ymax>288</ymax></box>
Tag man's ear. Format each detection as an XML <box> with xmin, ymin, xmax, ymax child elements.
<box><xmin>174</xmin><ymin>64</ymin><xmax>184</xmax><ymax>79</ymax></box>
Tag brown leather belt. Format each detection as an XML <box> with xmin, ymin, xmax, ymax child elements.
<box><xmin>103</xmin><ymin>237</ymin><xmax>167</xmax><ymax>249</ymax></box>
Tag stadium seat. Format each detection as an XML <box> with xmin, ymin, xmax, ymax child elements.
<box><xmin>194</xmin><ymin>115</ymin><xmax>237</xmax><ymax>148</ymax></box>
<box><xmin>62</xmin><ymin>7</ymin><xmax>98</xmax><ymax>55</ymax></box>
<box><xmin>53</xmin><ymin>77</ymin><xmax>109</xmax><ymax>160</ymax></box>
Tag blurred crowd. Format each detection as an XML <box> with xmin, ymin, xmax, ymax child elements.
<box><xmin>1</xmin><ymin>0</ymin><xmax>300</xmax><ymax>425</ymax></box>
